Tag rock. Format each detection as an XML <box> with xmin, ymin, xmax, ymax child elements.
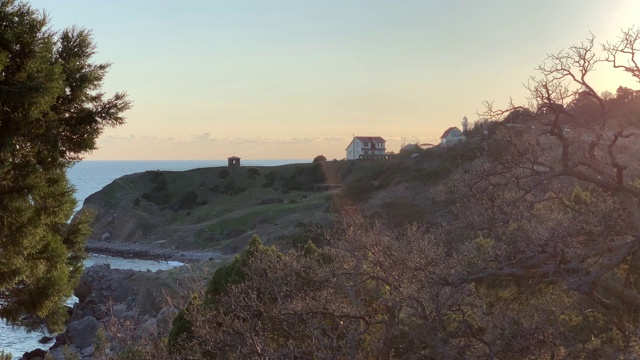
<box><xmin>46</xmin><ymin>347</ymin><xmax>64</xmax><ymax>360</ymax></box>
<box><xmin>101</xmin><ymin>232</ymin><xmax>111</xmax><ymax>241</ymax></box>
<box><xmin>22</xmin><ymin>348</ymin><xmax>46</xmax><ymax>360</ymax></box>
<box><xmin>74</xmin><ymin>263</ymin><xmax>136</xmax><ymax>306</ymax></box>
<box><xmin>50</xmin><ymin>333</ymin><xmax>68</xmax><ymax>349</ymax></box>
<box><xmin>156</xmin><ymin>306</ymin><xmax>178</xmax><ymax>335</ymax></box>
<box><xmin>136</xmin><ymin>317</ymin><xmax>157</xmax><ymax>339</ymax></box>
<box><xmin>111</xmin><ymin>303</ymin><xmax>127</xmax><ymax>318</ymax></box>
<box><xmin>65</xmin><ymin>316</ymin><xmax>98</xmax><ymax>350</ymax></box>
<box><xmin>46</xmin><ymin>346</ymin><xmax>80</xmax><ymax>360</ymax></box>
<box><xmin>80</xmin><ymin>345</ymin><xmax>94</xmax><ymax>357</ymax></box>
<box><xmin>38</xmin><ymin>336</ymin><xmax>54</xmax><ymax>344</ymax></box>
<box><xmin>94</xmin><ymin>303</ymin><xmax>108</xmax><ymax>320</ymax></box>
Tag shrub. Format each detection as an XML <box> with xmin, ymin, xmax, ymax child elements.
<box><xmin>263</xmin><ymin>171</ymin><xmax>277</xmax><ymax>188</ymax></box>
<box><xmin>218</xmin><ymin>169</ymin><xmax>230</xmax><ymax>179</ymax></box>
<box><xmin>345</xmin><ymin>180</ymin><xmax>376</xmax><ymax>202</ymax></box>
<box><xmin>246</xmin><ymin>167</ymin><xmax>261</xmax><ymax>179</ymax></box>
<box><xmin>312</xmin><ymin>155</ymin><xmax>327</xmax><ymax>163</ymax></box>
<box><xmin>169</xmin><ymin>236</ymin><xmax>279</xmax><ymax>350</ymax></box>
<box><xmin>176</xmin><ymin>191</ymin><xmax>198</xmax><ymax>210</ymax></box>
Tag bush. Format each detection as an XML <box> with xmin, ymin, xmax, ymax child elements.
<box><xmin>218</xmin><ymin>169</ymin><xmax>230</xmax><ymax>179</ymax></box>
<box><xmin>246</xmin><ymin>167</ymin><xmax>261</xmax><ymax>179</ymax></box>
<box><xmin>221</xmin><ymin>180</ymin><xmax>246</xmax><ymax>195</ymax></box>
<box><xmin>169</xmin><ymin>236</ymin><xmax>279</xmax><ymax>350</ymax></box>
<box><xmin>345</xmin><ymin>180</ymin><xmax>376</xmax><ymax>202</ymax></box>
<box><xmin>283</xmin><ymin>175</ymin><xmax>304</xmax><ymax>191</ymax></box>
<box><xmin>312</xmin><ymin>155</ymin><xmax>327</xmax><ymax>163</ymax></box>
<box><xmin>263</xmin><ymin>171</ymin><xmax>277</xmax><ymax>188</ymax></box>
<box><xmin>176</xmin><ymin>191</ymin><xmax>198</xmax><ymax>210</ymax></box>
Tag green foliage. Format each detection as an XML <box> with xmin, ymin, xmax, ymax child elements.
<box><xmin>205</xmin><ymin>235</ymin><xmax>279</xmax><ymax>302</ymax></box>
<box><xmin>168</xmin><ymin>295</ymin><xmax>201</xmax><ymax>350</ymax></box>
<box><xmin>0</xmin><ymin>1</ymin><xmax>129</xmax><ymax>331</ymax></box>
<box><xmin>218</xmin><ymin>169</ymin><xmax>230</xmax><ymax>179</ymax></box>
<box><xmin>303</xmin><ymin>240</ymin><xmax>318</xmax><ymax>257</ymax></box>
<box><xmin>140</xmin><ymin>173</ymin><xmax>170</xmax><ymax>205</ymax></box>
<box><xmin>175</xmin><ymin>191</ymin><xmax>198</xmax><ymax>210</ymax></box>
<box><xmin>61</xmin><ymin>346</ymin><xmax>80</xmax><ymax>360</ymax></box>
<box><xmin>169</xmin><ymin>235</ymin><xmax>280</xmax><ymax>349</ymax></box>
<box><xmin>221</xmin><ymin>179</ymin><xmax>246</xmax><ymax>195</ymax></box>
<box><xmin>263</xmin><ymin>170</ymin><xmax>277</xmax><ymax>188</ymax></box>
<box><xmin>345</xmin><ymin>180</ymin><xmax>376</xmax><ymax>202</ymax></box>
<box><xmin>246</xmin><ymin>167</ymin><xmax>260</xmax><ymax>179</ymax></box>
<box><xmin>0</xmin><ymin>350</ymin><xmax>11</xmax><ymax>360</ymax></box>
<box><xmin>282</xmin><ymin>174</ymin><xmax>305</xmax><ymax>191</ymax></box>
<box><xmin>312</xmin><ymin>155</ymin><xmax>327</xmax><ymax>163</ymax></box>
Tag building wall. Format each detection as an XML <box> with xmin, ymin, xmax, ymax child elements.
<box><xmin>441</xmin><ymin>133</ymin><xmax>466</xmax><ymax>147</ymax></box>
<box><xmin>346</xmin><ymin>138</ymin><xmax>386</xmax><ymax>159</ymax></box>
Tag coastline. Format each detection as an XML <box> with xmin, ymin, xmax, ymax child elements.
<box><xmin>85</xmin><ymin>240</ymin><xmax>232</xmax><ymax>263</ymax></box>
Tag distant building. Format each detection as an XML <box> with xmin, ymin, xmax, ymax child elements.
<box><xmin>345</xmin><ymin>136</ymin><xmax>386</xmax><ymax>160</ymax></box>
<box><xmin>400</xmin><ymin>143</ymin><xmax>422</xmax><ymax>154</ymax></box>
<box><xmin>440</xmin><ymin>127</ymin><xmax>466</xmax><ymax>147</ymax></box>
<box><xmin>227</xmin><ymin>156</ymin><xmax>241</xmax><ymax>167</ymax></box>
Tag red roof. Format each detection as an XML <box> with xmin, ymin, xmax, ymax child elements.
<box><xmin>354</xmin><ymin>136</ymin><xmax>385</xmax><ymax>143</ymax></box>
<box><xmin>227</xmin><ymin>156</ymin><xmax>241</xmax><ymax>160</ymax></box>
<box><xmin>440</xmin><ymin>127</ymin><xmax>461</xmax><ymax>139</ymax></box>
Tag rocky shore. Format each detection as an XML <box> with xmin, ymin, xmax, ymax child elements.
<box><xmin>86</xmin><ymin>239</ymin><xmax>232</xmax><ymax>263</ymax></box>
<box><xmin>19</xmin><ymin>251</ymin><xmax>223</xmax><ymax>360</ymax></box>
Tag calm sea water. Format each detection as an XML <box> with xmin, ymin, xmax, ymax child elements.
<box><xmin>2</xmin><ymin>159</ymin><xmax>304</xmax><ymax>358</ymax></box>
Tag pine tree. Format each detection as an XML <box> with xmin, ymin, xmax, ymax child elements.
<box><xmin>0</xmin><ymin>0</ymin><xmax>130</xmax><ymax>331</ymax></box>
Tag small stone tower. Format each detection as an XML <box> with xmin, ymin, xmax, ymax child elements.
<box><xmin>461</xmin><ymin>115</ymin><xmax>469</xmax><ymax>132</ymax></box>
<box><xmin>227</xmin><ymin>156</ymin><xmax>241</xmax><ymax>167</ymax></box>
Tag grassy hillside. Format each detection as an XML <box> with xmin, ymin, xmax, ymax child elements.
<box><xmin>81</xmin><ymin>151</ymin><xmax>479</xmax><ymax>253</ymax></box>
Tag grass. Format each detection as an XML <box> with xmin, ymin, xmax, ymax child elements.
<box><xmin>194</xmin><ymin>195</ymin><xmax>326</xmax><ymax>245</ymax></box>
<box><xmin>87</xmin><ymin>158</ymin><xmax>470</xmax><ymax>251</ymax></box>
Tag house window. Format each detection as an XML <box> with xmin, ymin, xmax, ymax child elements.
<box><xmin>363</xmin><ymin>142</ymin><xmax>370</xmax><ymax>148</ymax></box>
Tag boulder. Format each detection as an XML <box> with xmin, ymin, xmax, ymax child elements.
<box><xmin>38</xmin><ymin>336</ymin><xmax>54</xmax><ymax>344</ymax></box>
<box><xmin>65</xmin><ymin>316</ymin><xmax>98</xmax><ymax>350</ymax></box>
<box><xmin>74</xmin><ymin>263</ymin><xmax>136</xmax><ymax>305</ymax></box>
<box><xmin>156</xmin><ymin>306</ymin><xmax>178</xmax><ymax>335</ymax></box>
<box><xmin>80</xmin><ymin>345</ymin><xmax>94</xmax><ymax>357</ymax></box>
<box><xmin>46</xmin><ymin>346</ymin><xmax>80</xmax><ymax>360</ymax></box>
<box><xmin>111</xmin><ymin>303</ymin><xmax>127</xmax><ymax>318</ymax></box>
<box><xmin>22</xmin><ymin>348</ymin><xmax>46</xmax><ymax>360</ymax></box>
<box><xmin>135</xmin><ymin>317</ymin><xmax>157</xmax><ymax>339</ymax></box>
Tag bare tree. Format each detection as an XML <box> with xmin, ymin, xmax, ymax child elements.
<box><xmin>456</xmin><ymin>27</ymin><xmax>640</xmax><ymax>336</ymax></box>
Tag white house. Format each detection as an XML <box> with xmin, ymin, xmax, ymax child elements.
<box><xmin>440</xmin><ymin>127</ymin><xmax>466</xmax><ymax>147</ymax></box>
<box><xmin>345</xmin><ymin>136</ymin><xmax>386</xmax><ymax>160</ymax></box>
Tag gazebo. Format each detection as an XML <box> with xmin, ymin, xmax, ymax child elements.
<box><xmin>227</xmin><ymin>156</ymin><xmax>241</xmax><ymax>167</ymax></box>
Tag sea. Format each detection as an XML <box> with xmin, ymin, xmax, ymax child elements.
<box><xmin>2</xmin><ymin>159</ymin><xmax>305</xmax><ymax>358</ymax></box>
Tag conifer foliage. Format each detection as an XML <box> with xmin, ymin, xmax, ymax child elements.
<box><xmin>0</xmin><ymin>0</ymin><xmax>130</xmax><ymax>331</ymax></box>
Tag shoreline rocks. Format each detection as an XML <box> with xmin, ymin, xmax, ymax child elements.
<box><xmin>86</xmin><ymin>240</ymin><xmax>229</xmax><ymax>263</ymax></box>
<box><xmin>21</xmin><ymin>255</ymin><xmax>217</xmax><ymax>360</ymax></box>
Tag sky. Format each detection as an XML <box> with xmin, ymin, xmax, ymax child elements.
<box><xmin>28</xmin><ymin>0</ymin><xmax>640</xmax><ymax>160</ymax></box>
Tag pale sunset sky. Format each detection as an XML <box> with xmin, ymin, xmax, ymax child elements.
<box><xmin>29</xmin><ymin>0</ymin><xmax>640</xmax><ymax>160</ymax></box>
